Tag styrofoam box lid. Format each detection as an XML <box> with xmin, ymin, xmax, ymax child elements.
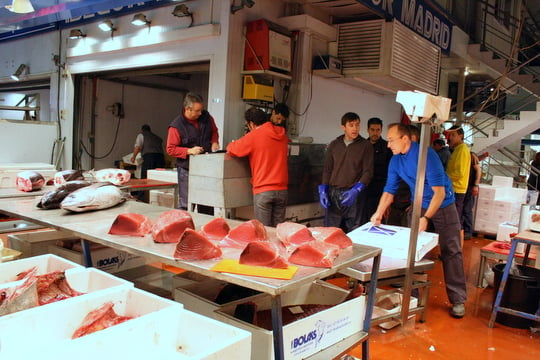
<box><xmin>0</xmin><ymin>286</ymin><xmax>182</xmax><ymax>357</ymax></box>
<box><xmin>0</xmin><ymin>163</ymin><xmax>56</xmax><ymax>171</ymax></box>
<box><xmin>147</xmin><ymin>169</ymin><xmax>178</xmax><ymax>183</ymax></box>
<box><xmin>0</xmin><ymin>254</ymin><xmax>82</xmax><ymax>285</ymax></box>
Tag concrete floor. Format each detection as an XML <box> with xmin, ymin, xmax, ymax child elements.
<box><xmin>345</xmin><ymin>236</ymin><xmax>540</xmax><ymax>360</ymax></box>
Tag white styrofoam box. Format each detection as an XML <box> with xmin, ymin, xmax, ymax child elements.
<box><xmin>49</xmin><ymin>243</ymin><xmax>147</xmax><ymax>274</ymax></box>
<box><xmin>149</xmin><ymin>189</ymin><xmax>175</xmax><ymax>208</ymax></box>
<box><xmin>372</xmin><ymin>292</ymin><xmax>418</xmax><ymax>330</ymax></box>
<box><xmin>0</xmin><ymin>286</ymin><xmax>182</xmax><ymax>359</ymax></box>
<box><xmin>215</xmin><ymin>280</ymin><xmax>366</xmax><ymax>360</ymax></box>
<box><xmin>478</xmin><ymin>185</ymin><xmax>497</xmax><ymax>200</ymax></box>
<box><xmin>0</xmin><ymin>253</ymin><xmax>82</xmax><ymax>285</ymax></box>
<box><xmin>51</xmin><ymin>306</ymin><xmax>251</xmax><ymax>360</ymax></box>
<box><xmin>496</xmin><ymin>187</ymin><xmax>528</xmax><ymax>203</ymax></box>
<box><xmin>475</xmin><ymin>206</ymin><xmax>493</xmax><ymax>220</ymax></box>
<box><xmin>491</xmin><ymin>175</ymin><xmax>513</xmax><ymax>188</ymax></box>
<box><xmin>147</xmin><ymin>169</ymin><xmax>178</xmax><ymax>183</ymax></box>
<box><xmin>496</xmin><ymin>222</ymin><xmax>518</xmax><ymax>242</ymax></box>
<box><xmin>348</xmin><ymin>223</ymin><xmax>438</xmax><ymax>261</ymax></box>
<box><xmin>7</xmin><ymin>229</ymin><xmax>76</xmax><ymax>259</ymax></box>
<box><xmin>0</xmin><ymin>164</ymin><xmax>57</xmax><ymax>188</ymax></box>
<box><xmin>474</xmin><ymin>219</ymin><xmax>497</xmax><ymax>234</ymax></box>
<box><xmin>173</xmin><ymin>272</ymin><xmax>261</xmax><ymax>319</ymax></box>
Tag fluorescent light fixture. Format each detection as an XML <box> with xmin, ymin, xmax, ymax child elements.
<box><xmin>98</xmin><ymin>20</ymin><xmax>115</xmax><ymax>32</ymax></box>
<box><xmin>463</xmin><ymin>68</ymin><xmax>470</xmax><ymax>76</ymax></box>
<box><xmin>131</xmin><ymin>13</ymin><xmax>150</xmax><ymax>26</ymax></box>
<box><xmin>10</xmin><ymin>0</ymin><xmax>34</xmax><ymax>13</ymax></box>
<box><xmin>68</xmin><ymin>29</ymin><xmax>86</xmax><ymax>39</ymax></box>
<box><xmin>11</xmin><ymin>64</ymin><xmax>28</xmax><ymax>81</ymax></box>
<box><xmin>172</xmin><ymin>4</ymin><xmax>192</xmax><ymax>17</ymax></box>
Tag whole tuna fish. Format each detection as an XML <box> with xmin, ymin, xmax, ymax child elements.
<box><xmin>37</xmin><ymin>180</ymin><xmax>92</xmax><ymax>209</ymax></box>
<box><xmin>60</xmin><ymin>183</ymin><xmax>128</xmax><ymax>212</ymax></box>
<box><xmin>53</xmin><ymin>169</ymin><xmax>85</xmax><ymax>186</ymax></box>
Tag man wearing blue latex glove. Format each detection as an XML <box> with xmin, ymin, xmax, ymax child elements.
<box><xmin>340</xmin><ymin>182</ymin><xmax>365</xmax><ymax>207</ymax></box>
<box><xmin>318</xmin><ymin>184</ymin><xmax>330</xmax><ymax>209</ymax></box>
<box><xmin>321</xmin><ymin>112</ymin><xmax>373</xmax><ymax>233</ymax></box>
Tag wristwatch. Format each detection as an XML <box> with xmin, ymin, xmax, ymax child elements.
<box><xmin>422</xmin><ymin>215</ymin><xmax>430</xmax><ymax>221</ymax></box>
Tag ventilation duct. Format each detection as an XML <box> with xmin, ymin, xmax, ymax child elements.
<box><xmin>337</xmin><ymin>19</ymin><xmax>441</xmax><ymax>95</ymax></box>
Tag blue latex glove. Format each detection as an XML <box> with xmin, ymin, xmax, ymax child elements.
<box><xmin>340</xmin><ymin>182</ymin><xmax>365</xmax><ymax>207</ymax></box>
<box><xmin>318</xmin><ymin>184</ymin><xmax>330</xmax><ymax>209</ymax></box>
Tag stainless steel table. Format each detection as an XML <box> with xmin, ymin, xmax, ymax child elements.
<box><xmin>0</xmin><ymin>197</ymin><xmax>382</xmax><ymax>360</ymax></box>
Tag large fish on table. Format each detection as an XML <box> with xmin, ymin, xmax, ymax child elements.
<box><xmin>60</xmin><ymin>182</ymin><xmax>128</xmax><ymax>212</ymax></box>
<box><xmin>37</xmin><ymin>180</ymin><xmax>92</xmax><ymax>209</ymax></box>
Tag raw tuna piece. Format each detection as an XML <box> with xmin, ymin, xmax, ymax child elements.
<box><xmin>200</xmin><ymin>217</ymin><xmax>230</xmax><ymax>240</ymax></box>
<box><xmin>220</xmin><ymin>219</ymin><xmax>267</xmax><ymax>248</ymax></box>
<box><xmin>108</xmin><ymin>213</ymin><xmax>153</xmax><ymax>237</ymax></box>
<box><xmin>0</xmin><ymin>275</ymin><xmax>39</xmax><ymax>316</ymax></box>
<box><xmin>276</xmin><ymin>222</ymin><xmax>315</xmax><ymax>247</ymax></box>
<box><xmin>174</xmin><ymin>229</ymin><xmax>223</xmax><ymax>260</ymax></box>
<box><xmin>37</xmin><ymin>180</ymin><xmax>92</xmax><ymax>209</ymax></box>
<box><xmin>239</xmin><ymin>241</ymin><xmax>289</xmax><ymax>269</ymax></box>
<box><xmin>309</xmin><ymin>227</ymin><xmax>353</xmax><ymax>249</ymax></box>
<box><xmin>152</xmin><ymin>209</ymin><xmax>195</xmax><ymax>243</ymax></box>
<box><xmin>288</xmin><ymin>241</ymin><xmax>340</xmax><ymax>268</ymax></box>
<box><xmin>60</xmin><ymin>183</ymin><xmax>127</xmax><ymax>212</ymax></box>
<box><xmin>53</xmin><ymin>169</ymin><xmax>85</xmax><ymax>186</ymax></box>
<box><xmin>72</xmin><ymin>302</ymin><xmax>133</xmax><ymax>339</ymax></box>
<box><xmin>91</xmin><ymin>168</ymin><xmax>131</xmax><ymax>185</ymax></box>
<box><xmin>16</xmin><ymin>170</ymin><xmax>45</xmax><ymax>192</ymax></box>
<box><xmin>37</xmin><ymin>271</ymin><xmax>84</xmax><ymax>305</ymax></box>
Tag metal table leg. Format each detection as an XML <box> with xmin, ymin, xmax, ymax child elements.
<box><xmin>271</xmin><ymin>295</ymin><xmax>285</xmax><ymax>360</ymax></box>
<box><xmin>362</xmin><ymin>253</ymin><xmax>381</xmax><ymax>359</ymax></box>
<box><xmin>476</xmin><ymin>253</ymin><xmax>487</xmax><ymax>287</ymax></box>
<box><xmin>81</xmin><ymin>239</ymin><xmax>93</xmax><ymax>268</ymax></box>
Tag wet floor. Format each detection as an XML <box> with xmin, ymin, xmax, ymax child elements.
<box><xmin>345</xmin><ymin>236</ymin><xmax>540</xmax><ymax>360</ymax></box>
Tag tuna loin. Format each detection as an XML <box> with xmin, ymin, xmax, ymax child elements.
<box><xmin>174</xmin><ymin>229</ymin><xmax>222</xmax><ymax>260</ymax></box>
<box><xmin>53</xmin><ymin>169</ymin><xmax>85</xmax><ymax>186</ymax></box>
<box><xmin>309</xmin><ymin>227</ymin><xmax>352</xmax><ymax>249</ymax></box>
<box><xmin>37</xmin><ymin>180</ymin><xmax>92</xmax><ymax>209</ymax></box>
<box><xmin>239</xmin><ymin>241</ymin><xmax>288</xmax><ymax>269</ymax></box>
<box><xmin>220</xmin><ymin>219</ymin><xmax>267</xmax><ymax>248</ymax></box>
<box><xmin>152</xmin><ymin>209</ymin><xmax>194</xmax><ymax>243</ymax></box>
<box><xmin>200</xmin><ymin>217</ymin><xmax>230</xmax><ymax>240</ymax></box>
<box><xmin>288</xmin><ymin>241</ymin><xmax>340</xmax><ymax>268</ymax></box>
<box><xmin>16</xmin><ymin>170</ymin><xmax>45</xmax><ymax>192</ymax></box>
<box><xmin>60</xmin><ymin>182</ymin><xmax>127</xmax><ymax>212</ymax></box>
<box><xmin>276</xmin><ymin>222</ymin><xmax>315</xmax><ymax>247</ymax></box>
<box><xmin>108</xmin><ymin>213</ymin><xmax>153</xmax><ymax>237</ymax></box>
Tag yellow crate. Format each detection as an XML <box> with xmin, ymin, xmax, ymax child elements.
<box><xmin>242</xmin><ymin>75</ymin><xmax>273</xmax><ymax>102</ymax></box>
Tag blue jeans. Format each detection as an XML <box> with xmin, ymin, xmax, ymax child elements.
<box><xmin>176</xmin><ymin>166</ymin><xmax>189</xmax><ymax>210</ymax></box>
<box><xmin>253</xmin><ymin>190</ymin><xmax>288</xmax><ymax>226</ymax></box>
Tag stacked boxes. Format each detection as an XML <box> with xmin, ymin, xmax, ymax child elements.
<box><xmin>474</xmin><ymin>176</ymin><xmax>528</xmax><ymax>235</ymax></box>
<box><xmin>0</xmin><ymin>255</ymin><xmax>251</xmax><ymax>359</ymax></box>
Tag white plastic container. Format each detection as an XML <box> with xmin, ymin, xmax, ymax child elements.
<box><xmin>0</xmin><ymin>253</ymin><xmax>82</xmax><ymax>285</ymax></box>
<box><xmin>215</xmin><ymin>280</ymin><xmax>366</xmax><ymax>360</ymax></box>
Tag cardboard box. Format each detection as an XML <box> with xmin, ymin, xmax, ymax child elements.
<box><xmin>173</xmin><ymin>272</ymin><xmax>261</xmax><ymax>319</ymax></box>
<box><xmin>7</xmin><ymin>229</ymin><xmax>75</xmax><ymax>259</ymax></box>
<box><xmin>372</xmin><ymin>292</ymin><xmax>418</xmax><ymax>329</ymax></box>
<box><xmin>0</xmin><ymin>286</ymin><xmax>182</xmax><ymax>359</ymax></box>
<box><xmin>0</xmin><ymin>253</ymin><xmax>82</xmax><ymax>285</ymax></box>
<box><xmin>215</xmin><ymin>280</ymin><xmax>366</xmax><ymax>360</ymax></box>
<box><xmin>49</xmin><ymin>244</ymin><xmax>147</xmax><ymax>274</ymax></box>
<box><xmin>348</xmin><ymin>223</ymin><xmax>438</xmax><ymax>261</ymax></box>
<box><xmin>243</xmin><ymin>75</ymin><xmax>274</xmax><ymax>102</ymax></box>
<box><xmin>149</xmin><ymin>189</ymin><xmax>175</xmax><ymax>208</ymax></box>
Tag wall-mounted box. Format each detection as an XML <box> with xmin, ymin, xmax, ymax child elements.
<box><xmin>244</xmin><ymin>19</ymin><xmax>292</xmax><ymax>73</ymax></box>
<box><xmin>313</xmin><ymin>55</ymin><xmax>342</xmax><ymax>74</ymax></box>
<box><xmin>242</xmin><ymin>75</ymin><xmax>274</xmax><ymax>102</ymax></box>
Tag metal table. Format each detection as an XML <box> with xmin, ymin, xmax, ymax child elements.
<box><xmin>489</xmin><ymin>230</ymin><xmax>540</xmax><ymax>328</ymax></box>
<box><xmin>0</xmin><ymin>197</ymin><xmax>381</xmax><ymax>360</ymax></box>
<box><xmin>0</xmin><ymin>185</ymin><xmax>55</xmax><ymax>199</ymax></box>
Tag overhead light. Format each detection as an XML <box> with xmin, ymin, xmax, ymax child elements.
<box><xmin>172</xmin><ymin>4</ymin><xmax>192</xmax><ymax>17</ymax></box>
<box><xmin>68</xmin><ymin>29</ymin><xmax>86</xmax><ymax>39</ymax></box>
<box><xmin>10</xmin><ymin>0</ymin><xmax>34</xmax><ymax>14</ymax></box>
<box><xmin>98</xmin><ymin>20</ymin><xmax>115</xmax><ymax>32</ymax></box>
<box><xmin>463</xmin><ymin>68</ymin><xmax>470</xmax><ymax>76</ymax></box>
<box><xmin>131</xmin><ymin>13</ymin><xmax>150</xmax><ymax>27</ymax></box>
<box><xmin>11</xmin><ymin>64</ymin><xmax>28</xmax><ymax>81</ymax></box>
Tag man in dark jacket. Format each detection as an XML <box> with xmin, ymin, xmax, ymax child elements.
<box><xmin>166</xmin><ymin>92</ymin><xmax>219</xmax><ymax>210</ymax></box>
<box><xmin>131</xmin><ymin>124</ymin><xmax>165</xmax><ymax>179</ymax></box>
<box><xmin>318</xmin><ymin>112</ymin><xmax>374</xmax><ymax>232</ymax></box>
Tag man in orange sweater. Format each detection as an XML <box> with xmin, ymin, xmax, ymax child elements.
<box><xmin>227</xmin><ymin>107</ymin><xmax>289</xmax><ymax>226</ymax></box>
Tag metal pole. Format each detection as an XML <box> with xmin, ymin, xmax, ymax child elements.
<box><xmin>401</xmin><ymin>120</ymin><xmax>432</xmax><ymax>324</ymax></box>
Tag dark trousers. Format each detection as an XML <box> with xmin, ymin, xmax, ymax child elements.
<box><xmin>412</xmin><ymin>203</ymin><xmax>467</xmax><ymax>305</ymax></box>
<box><xmin>141</xmin><ymin>153</ymin><xmax>165</xmax><ymax>179</ymax></box>
<box><xmin>253</xmin><ymin>190</ymin><xmax>288</xmax><ymax>226</ymax></box>
<box><xmin>462</xmin><ymin>190</ymin><xmax>475</xmax><ymax>237</ymax></box>
<box><xmin>326</xmin><ymin>186</ymin><xmax>368</xmax><ymax>233</ymax></box>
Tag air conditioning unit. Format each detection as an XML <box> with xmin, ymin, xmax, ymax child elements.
<box><xmin>337</xmin><ymin>19</ymin><xmax>441</xmax><ymax>95</ymax></box>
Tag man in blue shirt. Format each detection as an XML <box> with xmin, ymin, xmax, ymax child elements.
<box><xmin>370</xmin><ymin>123</ymin><xmax>467</xmax><ymax>318</ymax></box>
